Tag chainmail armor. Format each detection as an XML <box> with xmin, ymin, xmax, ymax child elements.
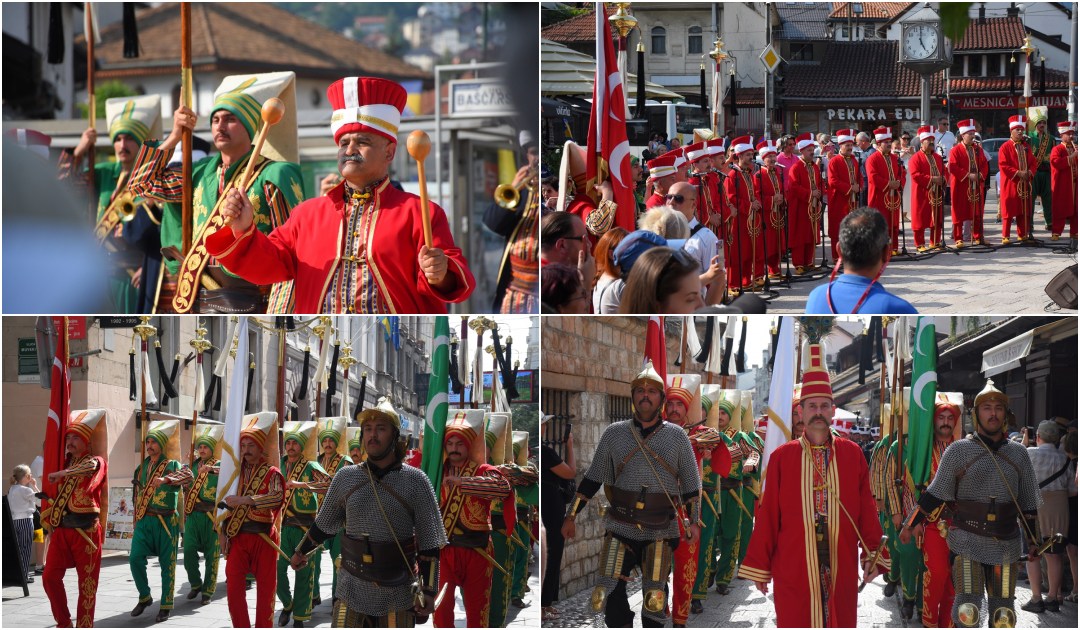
<box><xmin>583</xmin><ymin>420</ymin><xmax>701</xmax><ymax>541</ymax></box>
<box><xmin>313</xmin><ymin>463</ymin><xmax>448</xmax><ymax>617</ymax></box>
<box><xmin>925</xmin><ymin>437</ymin><xmax>1041</xmax><ymax>565</ymax></box>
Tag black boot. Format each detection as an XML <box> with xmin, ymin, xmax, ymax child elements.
<box><xmin>293</xmin><ymin>621</ymin><xmax>304</xmax><ymax>628</ymax></box>
<box><xmin>715</xmin><ymin>583</ymin><xmax>730</xmax><ymax>596</ymax></box>
<box><xmin>278</xmin><ymin>609</ymin><xmax>292</xmax><ymax>627</ymax></box>
<box><xmin>187</xmin><ymin>585</ymin><xmax>201</xmax><ymax>600</ymax></box>
<box><xmin>131</xmin><ymin>599</ymin><xmax>153</xmax><ymax>617</ymax></box>
<box><xmin>312</xmin><ymin>597</ymin><xmax>321</xmax><ymax>607</ymax></box>
<box><xmin>690</xmin><ymin>600</ymin><xmax>704</xmax><ymax>614</ymax></box>
<box><xmin>201</xmin><ymin>594</ymin><xmax>212</xmax><ymax>605</ymax></box>
<box><xmin>883</xmin><ymin>580</ymin><xmax>897</xmax><ymax>597</ymax></box>
<box><xmin>901</xmin><ymin>598</ymin><xmax>915</xmax><ymax>620</ymax></box>
<box><xmin>155</xmin><ymin>609</ymin><xmax>170</xmax><ymax>623</ymax></box>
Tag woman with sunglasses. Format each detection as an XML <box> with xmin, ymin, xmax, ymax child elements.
<box><xmin>619</xmin><ymin>247</ymin><xmax>704</xmax><ymax>314</ymax></box>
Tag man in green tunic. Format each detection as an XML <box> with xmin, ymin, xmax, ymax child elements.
<box><xmin>60</xmin><ymin>95</ymin><xmax>163</xmax><ymax>314</ymax></box>
<box><xmin>485</xmin><ymin>412</ymin><xmax>516</xmax><ymax>627</ymax></box>
<box><xmin>127</xmin><ymin>71</ymin><xmax>305</xmax><ymax>314</ymax></box>
<box><xmin>737</xmin><ymin>391</ymin><xmax>763</xmax><ymax>564</ymax></box>
<box><xmin>311</xmin><ymin>416</ymin><xmax>349</xmax><ymax>606</ymax></box>
<box><xmin>1028</xmin><ymin>113</ymin><xmax>1055</xmax><ymax>229</ymax></box>
<box><xmin>509</xmin><ymin>431</ymin><xmax>539</xmax><ymax>608</ymax></box>
<box><xmin>711</xmin><ymin>390</ymin><xmax>755</xmax><ymax>595</ymax></box>
<box><xmin>277</xmin><ymin>421</ymin><xmax>330</xmax><ymax>628</ymax></box>
<box><xmin>886</xmin><ymin>419</ymin><xmax>923</xmax><ymax>620</ymax></box>
<box><xmin>175</xmin><ymin>423</ymin><xmax>223</xmax><ymax>606</ymax></box>
<box><xmin>130</xmin><ymin>420</ymin><xmax>183</xmax><ymax>623</ymax></box>
<box><xmin>693</xmin><ymin>387</ymin><xmax>722</xmax><ymax>608</ymax></box>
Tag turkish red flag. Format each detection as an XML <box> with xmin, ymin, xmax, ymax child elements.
<box><xmin>42</xmin><ymin>317</ymin><xmax>71</xmax><ymax>510</ymax></box>
<box><xmin>587</xmin><ymin>3</ymin><xmax>636</xmax><ymax>232</ymax></box>
<box><xmin>644</xmin><ymin>316</ymin><xmax>667</xmax><ymax>384</ymax></box>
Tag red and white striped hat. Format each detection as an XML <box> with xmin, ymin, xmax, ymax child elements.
<box><xmin>327</xmin><ymin>77</ymin><xmax>408</xmax><ymax>144</ymax></box>
<box><xmin>731</xmin><ymin>135</ymin><xmax>755</xmax><ymax>155</ymax></box>
<box><xmin>706</xmin><ymin>138</ymin><xmax>726</xmax><ymax>155</ymax></box>
<box><xmin>685</xmin><ymin>141</ymin><xmax>710</xmax><ymax>162</ymax></box>
<box><xmin>646</xmin><ymin>151</ymin><xmax>679</xmax><ymax>180</ymax></box>
<box><xmin>1008</xmin><ymin>115</ymin><xmax>1027</xmax><ymax>131</ymax></box>
<box><xmin>833</xmin><ymin>418</ymin><xmax>852</xmax><ymax>437</ymax></box>
<box><xmin>756</xmin><ymin>139</ymin><xmax>776</xmax><ymax>159</ymax></box>
<box><xmin>1057</xmin><ymin>120</ymin><xmax>1076</xmax><ymax>134</ymax></box>
<box><xmin>835</xmin><ymin>129</ymin><xmax>857</xmax><ymax>145</ymax></box>
<box><xmin>795</xmin><ymin>132</ymin><xmax>816</xmax><ymax>151</ymax></box>
<box><xmin>6</xmin><ymin>128</ymin><xmax>51</xmax><ymax>160</ymax></box>
<box><xmin>957</xmin><ymin>119</ymin><xmax>977</xmax><ymax>135</ymax></box>
<box><xmin>873</xmin><ymin>126</ymin><xmax>892</xmax><ymax>142</ymax></box>
<box><xmin>917</xmin><ymin>125</ymin><xmax>935</xmax><ymax>142</ymax></box>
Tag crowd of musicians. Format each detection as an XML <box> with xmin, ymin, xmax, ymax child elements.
<box><xmin>559</xmin><ymin>337</ymin><xmax>1074</xmax><ymax>628</ymax></box>
<box><xmin>37</xmin><ymin>398</ymin><xmax>539</xmax><ymax>628</ymax></box>
<box><xmin>9</xmin><ymin>71</ymin><xmax>543</xmax><ymax>315</ymax></box>
<box><xmin>544</xmin><ymin>113</ymin><xmax>1076</xmax><ymax>312</ymax></box>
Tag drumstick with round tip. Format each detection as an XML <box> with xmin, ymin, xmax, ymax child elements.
<box><xmin>225</xmin><ymin>97</ymin><xmax>286</xmax><ymax>225</ymax></box>
<box><xmin>406</xmin><ymin>130</ymin><xmax>434</xmax><ymax>249</ymax></box>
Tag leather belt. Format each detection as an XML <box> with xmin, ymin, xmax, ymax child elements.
<box><xmin>340</xmin><ymin>534</ymin><xmax>417</xmax><ymax>587</ymax></box>
<box><xmin>60</xmin><ymin>513</ymin><xmax>99</xmax><ymax>529</ymax></box>
<box><xmin>283</xmin><ymin>514</ymin><xmax>316</xmax><ymax>529</ymax></box>
<box><xmin>720</xmin><ymin>477</ymin><xmax>743</xmax><ymax>491</ymax></box>
<box><xmin>238</xmin><ymin>521</ymin><xmax>272</xmax><ymax>535</ymax></box>
<box><xmin>191</xmin><ymin>501</ymin><xmax>215</xmax><ymax>513</ymax></box>
<box><xmin>951</xmin><ymin>500</ymin><xmax>1019</xmax><ymax>539</ymax></box>
<box><xmin>449</xmin><ymin>527</ymin><xmax>490</xmax><ymax>549</ymax></box>
<box><xmin>607</xmin><ymin>486</ymin><xmax>674</xmax><ymax>530</ymax></box>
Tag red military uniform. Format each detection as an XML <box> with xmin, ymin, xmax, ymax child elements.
<box><xmin>1049</xmin><ymin>122</ymin><xmax>1077</xmax><ymax>239</ymax></box>
<box><xmin>919</xmin><ymin>439</ymin><xmax>957</xmax><ymax>627</ymax></box>
<box><xmin>866</xmin><ymin>147</ymin><xmax>906</xmax><ymax>251</ymax></box>
<box><xmin>947</xmin><ymin>121</ymin><xmax>989</xmax><ymax>245</ymax></box>
<box><xmin>998</xmin><ymin>116</ymin><xmax>1038</xmax><ymax>241</ymax></box>
<box><xmin>827</xmin><ymin>133</ymin><xmax>861</xmax><ymax>261</ymax></box>
<box><xmin>756</xmin><ymin>141</ymin><xmax>786</xmax><ymax>278</ymax></box>
<box><xmin>724</xmin><ymin>164</ymin><xmax>761</xmax><ymax>289</ymax></box>
<box><xmin>42</xmin><ymin>410</ymin><xmax>109</xmax><ymax>629</ymax></box>
<box><xmin>785</xmin><ymin>155</ymin><xmax>823</xmax><ymax>271</ymax></box>
<box><xmin>909</xmin><ymin>134</ymin><xmax>947</xmax><ymax>249</ymax></box>
<box><xmin>435</xmin><ymin>411</ymin><xmax>512</xmax><ymax>629</ymax></box>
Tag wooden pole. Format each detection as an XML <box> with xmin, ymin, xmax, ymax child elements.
<box><xmin>180</xmin><ymin>3</ymin><xmax>193</xmax><ymax>254</ymax></box>
<box><xmin>406</xmin><ymin>131</ymin><xmax>435</xmax><ymax>249</ymax></box>
<box><xmin>85</xmin><ymin>2</ymin><xmax>96</xmax><ymax>224</ymax></box>
<box><xmin>276</xmin><ymin>319</ymin><xmax>287</xmax><ymax>457</ymax></box>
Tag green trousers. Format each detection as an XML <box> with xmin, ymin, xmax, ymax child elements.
<box><xmin>1034</xmin><ymin>169</ymin><xmax>1053</xmax><ymax>226</ymax></box>
<box><xmin>714</xmin><ymin>487</ymin><xmax>745</xmax><ymax>586</ymax></box>
<box><xmin>895</xmin><ymin>533</ymin><xmax>924</xmax><ymax>605</ymax></box>
<box><xmin>692</xmin><ymin>488</ymin><xmax>720</xmax><ymax>599</ymax></box>
<box><xmin>489</xmin><ymin>527</ymin><xmax>514</xmax><ymax>627</ymax></box>
<box><xmin>883</xmin><ymin>513</ymin><xmax>901</xmax><ymax>585</ymax></box>
<box><xmin>511</xmin><ymin>520</ymin><xmax>531</xmax><ymax>601</ymax></box>
<box><xmin>130</xmin><ymin>512</ymin><xmax>180</xmax><ymax>609</ymax></box>
<box><xmin>183</xmin><ymin>510</ymin><xmax>220</xmax><ymax>596</ymax></box>
<box><xmin>277</xmin><ymin>525</ymin><xmax>316</xmax><ymax>622</ymax></box>
<box><xmin>738</xmin><ymin>485</ymin><xmax>758</xmax><ymax>563</ymax></box>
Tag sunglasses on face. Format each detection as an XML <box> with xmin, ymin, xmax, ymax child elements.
<box><xmin>665</xmin><ymin>194</ymin><xmax>686</xmax><ymax>203</ymax></box>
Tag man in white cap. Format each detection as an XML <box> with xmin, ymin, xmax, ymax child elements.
<box><xmin>827</xmin><ymin>129</ymin><xmax>861</xmax><ymax>261</ymax></box>
<box><xmin>784</xmin><ymin>132</ymin><xmax>824</xmax><ymax>274</ymax></box>
<box><xmin>998</xmin><ymin>115</ymin><xmax>1037</xmax><ymax>243</ymax></box>
<box><xmin>209</xmin><ymin>76</ymin><xmax>475</xmax><ymax>314</ymax></box>
<box><xmin>865</xmin><ymin>126</ymin><xmax>905</xmax><ymax>253</ymax></box>
<box><xmin>947</xmin><ymin>119</ymin><xmax>989</xmax><ymax>246</ymax></box>
<box><xmin>1049</xmin><ymin>120</ymin><xmax>1077</xmax><ymax>243</ymax></box>
<box><xmin>908</xmin><ymin>125</ymin><xmax>947</xmax><ymax>252</ymax></box>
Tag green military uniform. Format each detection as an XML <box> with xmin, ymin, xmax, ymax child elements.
<box><xmin>486</xmin><ymin>413</ymin><xmax>515</xmax><ymax>627</ymax></box>
<box><xmin>736</xmin><ymin>393</ymin><xmax>763</xmax><ymax>563</ymax></box>
<box><xmin>712</xmin><ymin>392</ymin><xmax>753</xmax><ymax>591</ymax></box>
<box><xmin>312</xmin><ymin>416</ymin><xmax>349</xmax><ymax>605</ymax></box>
<box><xmin>693</xmin><ymin>390</ymin><xmax>722</xmax><ymax>600</ymax></box>
<box><xmin>1029</xmin><ymin>126</ymin><xmax>1054</xmax><ymax>227</ymax></box>
<box><xmin>510</xmin><ymin>432</ymin><xmax>539</xmax><ymax>604</ymax></box>
<box><xmin>181</xmin><ymin>424</ymin><xmax>223</xmax><ymax>602</ymax></box>
<box><xmin>130</xmin><ymin>421</ymin><xmax>183</xmax><ymax>613</ymax></box>
<box><xmin>886</xmin><ymin>437</ymin><xmax>923</xmax><ymax>613</ymax></box>
<box><xmin>277</xmin><ymin>422</ymin><xmax>328</xmax><ymax>624</ymax></box>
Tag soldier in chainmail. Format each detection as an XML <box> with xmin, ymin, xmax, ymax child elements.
<box><xmin>562</xmin><ymin>362</ymin><xmax>702</xmax><ymax>628</ymax></box>
<box><xmin>292</xmin><ymin>399</ymin><xmax>447</xmax><ymax>627</ymax></box>
<box><xmin>900</xmin><ymin>380</ymin><xmax>1042</xmax><ymax>628</ymax></box>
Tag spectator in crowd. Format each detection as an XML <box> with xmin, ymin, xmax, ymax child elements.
<box><xmin>638</xmin><ymin>206</ymin><xmax>690</xmax><ymax>240</ymax></box>
<box><xmin>934</xmin><ymin>117</ymin><xmax>956</xmax><ymax>155</ymax></box>
<box><xmin>598</xmin><ymin>230</ymin><xmax>666</xmax><ymax>314</ymax></box>
<box><xmin>619</xmin><ymin>247</ymin><xmax>704</xmax><ymax>314</ymax></box>
<box><xmin>775</xmin><ymin>135</ymin><xmax>798</xmax><ymax>173</ymax></box>
<box><xmin>664</xmin><ymin>181</ymin><xmax>726</xmax><ymax>305</ymax></box>
<box><xmin>855</xmin><ymin>132</ymin><xmax>877</xmax><ymax>206</ymax></box>
<box><xmin>805</xmin><ymin>208</ymin><xmax>917</xmax><ymax>314</ymax></box>
<box><xmin>8</xmin><ymin>464</ymin><xmax>39</xmax><ymax>584</ymax></box>
<box><xmin>541</xmin><ymin>263</ymin><xmax>589</xmax><ymax>314</ymax></box>
<box><xmin>540</xmin><ymin>171</ymin><xmax>559</xmax><ymax>216</ymax></box>
<box><xmin>541</xmin><ymin>414</ymin><xmax>576</xmax><ymax>623</ymax></box>
<box><xmin>631</xmin><ymin>156</ymin><xmax>646</xmax><ymax>215</ymax></box>
<box><xmin>669</xmin><ymin>137</ymin><xmax>682</xmax><ymax>151</ymax></box>
<box><xmin>1063</xmin><ymin>429</ymin><xmax>1078</xmax><ymax>604</ymax></box>
<box><xmin>541</xmin><ymin>212</ymin><xmax>595</xmax><ymax>291</ymax></box>
<box><xmin>30</xmin><ymin>455</ymin><xmax>46</xmax><ymax>576</ymax></box>
<box><xmin>1023</xmin><ymin>420</ymin><xmax>1071</xmax><ymax>613</ymax></box>
<box><xmin>592</xmin><ymin>228</ymin><xmax>628</xmax><ymax>314</ymax></box>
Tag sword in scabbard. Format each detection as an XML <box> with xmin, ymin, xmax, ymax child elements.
<box><xmin>727</xmin><ymin>488</ymin><xmax>753</xmax><ymax>520</ymax></box>
<box><xmin>702</xmin><ymin>491</ymin><xmax>721</xmax><ymax>520</ymax></box>
<box><xmin>509</xmin><ymin>531</ymin><xmax>529</xmax><ymax>552</ymax></box>
<box><xmin>858</xmin><ymin>535</ymin><xmax>889</xmax><ymax>592</ymax></box>
<box><xmin>75</xmin><ymin>527</ymin><xmax>99</xmax><ymax>552</ymax></box>
<box><xmin>258</xmin><ymin>532</ymin><xmax>294</xmax><ymax>563</ymax></box>
<box><xmin>471</xmin><ymin>546</ymin><xmax>510</xmax><ymax>576</ymax></box>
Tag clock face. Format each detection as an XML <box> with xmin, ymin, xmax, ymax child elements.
<box><xmin>904</xmin><ymin>24</ymin><xmax>938</xmax><ymax>60</ymax></box>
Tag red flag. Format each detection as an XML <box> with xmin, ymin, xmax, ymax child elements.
<box><xmin>42</xmin><ymin>317</ymin><xmax>71</xmax><ymax>509</ymax></box>
<box><xmin>587</xmin><ymin>3</ymin><xmax>636</xmax><ymax>232</ymax></box>
<box><xmin>644</xmin><ymin>316</ymin><xmax>667</xmax><ymax>384</ymax></box>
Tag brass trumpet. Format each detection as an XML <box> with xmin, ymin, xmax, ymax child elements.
<box><xmin>494</xmin><ymin>165</ymin><xmax>537</xmax><ymax>209</ymax></box>
<box><xmin>93</xmin><ymin>189</ymin><xmax>138</xmax><ymax>243</ymax></box>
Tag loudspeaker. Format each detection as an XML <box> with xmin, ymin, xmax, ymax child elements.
<box><xmin>1044</xmin><ymin>264</ymin><xmax>1078</xmax><ymax>309</ymax></box>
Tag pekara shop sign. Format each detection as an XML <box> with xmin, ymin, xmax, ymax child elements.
<box><xmin>826</xmin><ymin>107</ymin><xmax>921</xmax><ymax>122</ymax></box>
<box><xmin>954</xmin><ymin>95</ymin><xmax>1067</xmax><ymax>110</ymax></box>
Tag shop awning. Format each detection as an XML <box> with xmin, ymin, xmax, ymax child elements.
<box><xmin>981</xmin><ymin>319</ymin><xmax>1076</xmax><ymax>377</ymax></box>
<box><xmin>541</xmin><ymin>39</ymin><xmax>682</xmax><ymax>100</ymax></box>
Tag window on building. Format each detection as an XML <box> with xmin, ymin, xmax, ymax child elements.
<box><xmin>970</xmin><ymin>55</ymin><xmax>984</xmax><ymax>77</ymax></box>
<box><xmin>541</xmin><ymin>388</ymin><xmax>573</xmax><ymax>460</ymax></box>
<box><xmin>791</xmin><ymin>43</ymin><xmax>815</xmax><ymax>61</ymax></box>
<box><xmin>951</xmin><ymin>54</ymin><xmax>965</xmax><ymax>77</ymax></box>
<box><xmin>609</xmin><ymin>394</ymin><xmax>634</xmax><ymax>424</ymax></box>
<box><xmin>688</xmin><ymin>26</ymin><xmax>702</xmax><ymax>55</ymax></box>
<box><xmin>864</xmin><ymin>26</ymin><xmax>878</xmax><ymax>40</ymax></box>
<box><xmin>651</xmin><ymin>26</ymin><xmax>666</xmax><ymax>54</ymax></box>
<box><xmin>985</xmin><ymin>53</ymin><xmax>1001</xmax><ymax>77</ymax></box>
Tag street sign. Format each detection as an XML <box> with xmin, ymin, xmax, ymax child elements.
<box><xmin>759</xmin><ymin>44</ymin><xmax>782</xmax><ymax>74</ymax></box>
<box><xmin>18</xmin><ymin>338</ymin><xmax>39</xmax><ymax>383</ymax></box>
<box><xmin>448</xmin><ymin>78</ymin><xmax>516</xmax><ymax>118</ymax></box>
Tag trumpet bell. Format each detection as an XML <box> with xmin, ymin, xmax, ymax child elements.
<box><xmin>118</xmin><ymin>194</ymin><xmax>138</xmax><ymax>222</ymax></box>
<box><xmin>494</xmin><ymin>183</ymin><xmax>520</xmax><ymax>209</ymax></box>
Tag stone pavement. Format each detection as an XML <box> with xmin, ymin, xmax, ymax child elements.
<box><xmin>748</xmin><ymin>193</ymin><xmax>1078</xmax><ymax>314</ymax></box>
<box><xmin>543</xmin><ymin>566</ymin><xmax>1078</xmax><ymax>628</ymax></box>
<box><xmin>2</xmin><ymin>546</ymin><xmax>540</xmax><ymax>628</ymax></box>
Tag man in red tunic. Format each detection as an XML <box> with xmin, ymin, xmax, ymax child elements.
<box><xmin>826</xmin><ymin>130</ymin><xmax>861</xmax><ymax>261</ymax></box>
<box><xmin>42</xmin><ymin>410</ymin><xmax>109</xmax><ymax>629</ymax></box>
<box><xmin>997</xmin><ymin>115</ymin><xmax>1037</xmax><ymax>243</ymax></box>
<box><xmin>756</xmin><ymin>141</ymin><xmax>786</xmax><ymax>278</ymax></box>
<box><xmin>724</xmin><ymin>136</ymin><xmax>764</xmax><ymax>290</ymax></box>
<box><xmin>784</xmin><ymin>133</ymin><xmax>824</xmax><ymax>274</ymax></box>
<box><xmin>219</xmin><ymin>412</ymin><xmax>285</xmax><ymax>629</ymax></box>
<box><xmin>738</xmin><ymin>343</ymin><xmax>888</xmax><ymax>628</ymax></box>
<box><xmin>866</xmin><ymin>126</ymin><xmax>905</xmax><ymax>253</ymax></box>
<box><xmin>209</xmin><ymin>77</ymin><xmax>475</xmax><ymax>313</ymax></box>
<box><xmin>434</xmin><ymin>409</ymin><xmax>512</xmax><ymax>628</ymax></box>
<box><xmin>1049</xmin><ymin>120</ymin><xmax>1077</xmax><ymax>243</ymax></box>
<box><xmin>645</xmin><ymin>152</ymin><xmax>679</xmax><ymax>209</ymax></box>
<box><xmin>947</xmin><ymin>119</ymin><xmax>989</xmax><ymax>247</ymax></box>
<box><xmin>909</xmin><ymin>125</ymin><xmax>948</xmax><ymax>252</ymax></box>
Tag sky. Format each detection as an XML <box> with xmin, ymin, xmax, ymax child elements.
<box><xmin>701</xmin><ymin>315</ymin><xmax>871</xmax><ymax>371</ymax></box>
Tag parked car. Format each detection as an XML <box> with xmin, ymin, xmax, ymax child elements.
<box><xmin>979</xmin><ymin>137</ymin><xmax>1008</xmax><ymax>176</ymax></box>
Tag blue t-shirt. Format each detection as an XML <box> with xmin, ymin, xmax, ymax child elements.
<box><xmin>805</xmin><ymin>274</ymin><xmax>917</xmax><ymax>314</ymax></box>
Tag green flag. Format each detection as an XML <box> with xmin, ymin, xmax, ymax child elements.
<box><xmin>422</xmin><ymin>316</ymin><xmax>450</xmax><ymax>494</ymax></box>
<box><xmin>906</xmin><ymin>317</ymin><xmax>937</xmax><ymax>488</ymax></box>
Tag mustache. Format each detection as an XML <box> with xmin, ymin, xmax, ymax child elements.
<box><xmin>340</xmin><ymin>154</ymin><xmax>364</xmax><ymax>165</ymax></box>
<box><xmin>809</xmin><ymin>414</ymin><xmax>829</xmax><ymax>423</ymax></box>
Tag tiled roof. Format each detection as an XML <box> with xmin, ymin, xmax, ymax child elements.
<box><xmin>541</xmin><ymin>8</ymin><xmax>597</xmax><ymax>44</ymax></box>
<box><xmin>776</xmin><ymin>3</ymin><xmax>832</xmax><ymax>41</ymax></box>
<box><xmin>830</xmin><ymin>2</ymin><xmax>913</xmax><ymax>20</ymax></box>
<box><xmin>949</xmin><ymin>68</ymin><xmax>1071</xmax><ymax>94</ymax></box>
<box><xmin>953</xmin><ymin>16</ymin><xmax>1025</xmax><ymax>51</ymax></box>
<box><xmin>81</xmin><ymin>3</ymin><xmax>428</xmax><ymax>80</ymax></box>
<box><xmin>724</xmin><ymin>87</ymin><xmax>766</xmax><ymax>107</ymax></box>
<box><xmin>784</xmin><ymin>40</ymin><xmax>929</xmax><ymax>99</ymax></box>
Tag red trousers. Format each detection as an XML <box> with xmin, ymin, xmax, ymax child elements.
<box><xmin>43</xmin><ymin>523</ymin><xmax>103</xmax><ymax>628</ymax></box>
<box><xmin>921</xmin><ymin>523</ymin><xmax>955</xmax><ymax>628</ymax></box>
<box><xmin>226</xmin><ymin>532</ymin><xmax>279</xmax><ymax>628</ymax></box>
<box><xmin>672</xmin><ymin>525</ymin><xmax>700</xmax><ymax>625</ymax></box>
<box><xmin>791</xmin><ymin>243</ymin><xmax>816</xmax><ymax>269</ymax></box>
<box><xmin>434</xmin><ymin>543</ymin><xmax>494</xmax><ymax>628</ymax></box>
<box><xmin>1052</xmin><ymin>210</ymin><xmax>1077</xmax><ymax>237</ymax></box>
